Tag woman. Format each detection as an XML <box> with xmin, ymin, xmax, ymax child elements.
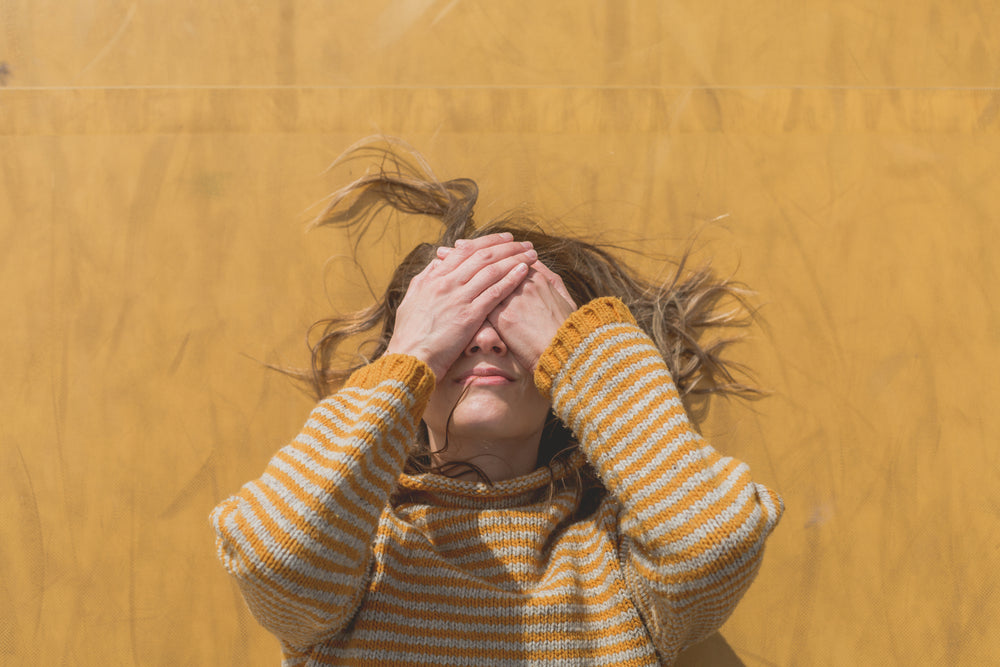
<box><xmin>211</xmin><ymin>141</ymin><xmax>784</xmax><ymax>666</ymax></box>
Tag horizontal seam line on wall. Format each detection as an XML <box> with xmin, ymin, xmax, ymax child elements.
<box><xmin>2</xmin><ymin>84</ymin><xmax>1000</xmax><ymax>93</ymax></box>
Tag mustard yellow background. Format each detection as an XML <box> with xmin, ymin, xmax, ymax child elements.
<box><xmin>2</xmin><ymin>1</ymin><xmax>998</xmax><ymax>664</ymax></box>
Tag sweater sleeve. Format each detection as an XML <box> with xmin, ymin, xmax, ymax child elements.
<box><xmin>209</xmin><ymin>354</ymin><xmax>435</xmax><ymax>650</ymax></box>
<box><xmin>535</xmin><ymin>297</ymin><xmax>784</xmax><ymax>658</ymax></box>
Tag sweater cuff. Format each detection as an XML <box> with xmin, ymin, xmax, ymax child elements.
<box><xmin>534</xmin><ymin>296</ymin><xmax>637</xmax><ymax>400</ymax></box>
<box><xmin>345</xmin><ymin>353</ymin><xmax>436</xmax><ymax>400</ymax></box>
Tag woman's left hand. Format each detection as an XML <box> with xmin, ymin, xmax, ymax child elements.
<box><xmin>489</xmin><ymin>262</ymin><xmax>577</xmax><ymax>372</ymax></box>
<box><xmin>438</xmin><ymin>244</ymin><xmax>576</xmax><ymax>371</ymax></box>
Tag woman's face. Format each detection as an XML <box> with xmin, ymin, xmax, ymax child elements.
<box><xmin>422</xmin><ymin>320</ymin><xmax>551</xmax><ymax>457</ymax></box>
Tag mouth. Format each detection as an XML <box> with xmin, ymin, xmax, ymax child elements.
<box><xmin>455</xmin><ymin>367</ymin><xmax>515</xmax><ymax>386</ymax></box>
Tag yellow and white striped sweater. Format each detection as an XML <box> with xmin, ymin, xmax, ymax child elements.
<box><xmin>211</xmin><ymin>297</ymin><xmax>784</xmax><ymax>666</ymax></box>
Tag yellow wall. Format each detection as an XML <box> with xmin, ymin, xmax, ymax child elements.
<box><xmin>2</xmin><ymin>1</ymin><xmax>997</xmax><ymax>664</ymax></box>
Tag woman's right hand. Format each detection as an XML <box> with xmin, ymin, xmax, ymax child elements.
<box><xmin>384</xmin><ymin>233</ymin><xmax>537</xmax><ymax>379</ymax></box>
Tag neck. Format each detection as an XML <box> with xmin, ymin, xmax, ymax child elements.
<box><xmin>426</xmin><ymin>430</ymin><xmax>542</xmax><ymax>482</ymax></box>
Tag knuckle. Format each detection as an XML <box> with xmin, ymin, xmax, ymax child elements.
<box><xmin>476</xmin><ymin>263</ymin><xmax>502</xmax><ymax>282</ymax></box>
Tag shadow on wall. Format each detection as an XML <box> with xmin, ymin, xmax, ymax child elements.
<box><xmin>675</xmin><ymin>633</ymin><xmax>747</xmax><ymax>667</ymax></box>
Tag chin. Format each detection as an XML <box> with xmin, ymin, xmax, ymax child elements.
<box><xmin>423</xmin><ymin>383</ymin><xmax>551</xmax><ymax>446</ymax></box>
<box><xmin>448</xmin><ymin>407</ymin><xmax>519</xmax><ymax>437</ymax></box>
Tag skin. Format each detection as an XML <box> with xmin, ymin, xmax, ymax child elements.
<box><xmin>384</xmin><ymin>233</ymin><xmax>577</xmax><ymax>481</ymax></box>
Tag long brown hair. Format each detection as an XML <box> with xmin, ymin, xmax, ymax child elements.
<box><xmin>294</xmin><ymin>137</ymin><xmax>761</xmax><ymax>489</ymax></box>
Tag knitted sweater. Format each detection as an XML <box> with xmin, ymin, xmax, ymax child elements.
<box><xmin>211</xmin><ymin>297</ymin><xmax>784</xmax><ymax>666</ymax></box>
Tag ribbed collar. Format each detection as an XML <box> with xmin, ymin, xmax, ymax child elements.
<box><xmin>395</xmin><ymin>449</ymin><xmax>587</xmax><ymax>509</ymax></box>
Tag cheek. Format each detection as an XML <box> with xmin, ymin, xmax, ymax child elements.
<box><xmin>423</xmin><ymin>384</ymin><xmax>459</xmax><ymax>434</ymax></box>
<box><xmin>523</xmin><ymin>391</ymin><xmax>552</xmax><ymax>429</ymax></box>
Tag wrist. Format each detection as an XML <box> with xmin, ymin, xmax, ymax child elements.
<box><xmin>384</xmin><ymin>339</ymin><xmax>447</xmax><ymax>379</ymax></box>
<box><xmin>534</xmin><ymin>297</ymin><xmax>634</xmax><ymax>399</ymax></box>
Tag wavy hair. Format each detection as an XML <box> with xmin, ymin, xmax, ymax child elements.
<box><xmin>292</xmin><ymin>137</ymin><xmax>761</xmax><ymax>492</ymax></box>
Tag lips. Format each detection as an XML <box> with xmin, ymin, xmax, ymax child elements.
<box><xmin>455</xmin><ymin>366</ymin><xmax>515</xmax><ymax>385</ymax></box>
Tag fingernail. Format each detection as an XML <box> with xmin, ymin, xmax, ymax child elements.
<box><xmin>521</xmin><ymin>241</ymin><xmax>533</xmax><ymax>248</ymax></box>
<box><xmin>500</xmin><ymin>232</ymin><xmax>513</xmax><ymax>240</ymax></box>
<box><xmin>525</xmin><ymin>249</ymin><xmax>537</xmax><ymax>260</ymax></box>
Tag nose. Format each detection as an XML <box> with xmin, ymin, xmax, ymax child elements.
<box><xmin>464</xmin><ymin>321</ymin><xmax>507</xmax><ymax>356</ymax></box>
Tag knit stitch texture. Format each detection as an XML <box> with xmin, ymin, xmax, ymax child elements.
<box><xmin>211</xmin><ymin>297</ymin><xmax>784</xmax><ymax>666</ymax></box>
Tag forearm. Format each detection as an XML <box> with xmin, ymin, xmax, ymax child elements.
<box><xmin>210</xmin><ymin>354</ymin><xmax>434</xmax><ymax>648</ymax></box>
<box><xmin>537</xmin><ymin>297</ymin><xmax>784</xmax><ymax>647</ymax></box>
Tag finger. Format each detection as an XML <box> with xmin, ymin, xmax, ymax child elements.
<box><xmin>450</xmin><ymin>242</ymin><xmax>536</xmax><ymax>284</ymax></box>
<box><xmin>530</xmin><ymin>261</ymin><xmax>576</xmax><ymax>307</ymax></box>
<box><xmin>456</xmin><ymin>247</ymin><xmax>538</xmax><ymax>294</ymax></box>
<box><xmin>486</xmin><ymin>292</ymin><xmax>516</xmax><ymax>328</ymax></box>
<box><xmin>465</xmin><ymin>252</ymin><xmax>537</xmax><ymax>294</ymax></box>
<box><xmin>447</xmin><ymin>232</ymin><xmax>513</xmax><ymax>260</ymax></box>
<box><xmin>438</xmin><ymin>237</ymin><xmax>529</xmax><ymax>259</ymax></box>
<box><xmin>412</xmin><ymin>257</ymin><xmax>444</xmax><ymax>283</ymax></box>
<box><xmin>406</xmin><ymin>259</ymin><xmax>437</xmax><ymax>290</ymax></box>
<box><xmin>469</xmin><ymin>261</ymin><xmax>531</xmax><ymax>314</ymax></box>
<box><xmin>434</xmin><ymin>245</ymin><xmax>479</xmax><ymax>260</ymax></box>
<box><xmin>439</xmin><ymin>234</ymin><xmax>531</xmax><ymax>272</ymax></box>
